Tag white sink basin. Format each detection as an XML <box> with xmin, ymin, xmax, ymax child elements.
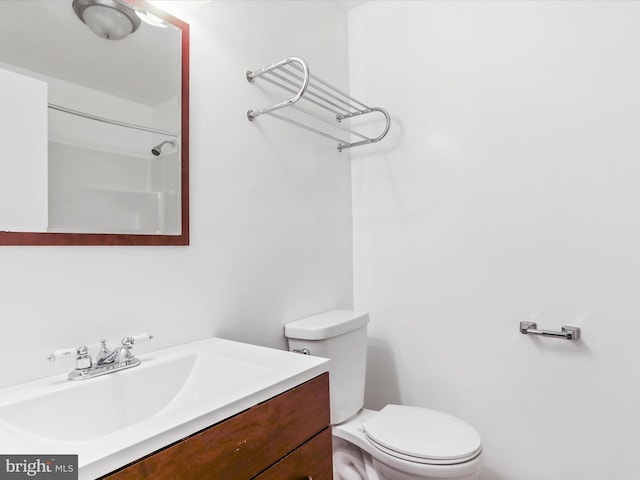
<box><xmin>0</xmin><ymin>337</ymin><xmax>329</xmax><ymax>480</ymax></box>
<box><xmin>0</xmin><ymin>352</ymin><xmax>269</xmax><ymax>442</ymax></box>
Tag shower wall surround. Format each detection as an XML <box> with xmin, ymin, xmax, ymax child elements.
<box><xmin>349</xmin><ymin>2</ymin><xmax>640</xmax><ymax>479</ymax></box>
<box><xmin>0</xmin><ymin>1</ymin><xmax>352</xmax><ymax>387</ymax></box>
<box><xmin>0</xmin><ymin>67</ymin><xmax>47</xmax><ymax>231</ymax></box>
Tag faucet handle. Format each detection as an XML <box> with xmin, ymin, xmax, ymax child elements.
<box><xmin>75</xmin><ymin>345</ymin><xmax>92</xmax><ymax>371</ymax></box>
<box><xmin>47</xmin><ymin>344</ymin><xmax>97</xmax><ymax>363</ymax></box>
<box><xmin>121</xmin><ymin>333</ymin><xmax>153</xmax><ymax>347</ymax></box>
<box><xmin>46</xmin><ymin>347</ymin><xmax>77</xmax><ymax>363</ymax></box>
<box><xmin>118</xmin><ymin>334</ymin><xmax>152</xmax><ymax>363</ymax></box>
<box><xmin>46</xmin><ymin>346</ymin><xmax>92</xmax><ymax>372</ymax></box>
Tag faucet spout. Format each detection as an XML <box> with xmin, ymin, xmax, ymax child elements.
<box><xmin>96</xmin><ymin>340</ymin><xmax>118</xmax><ymax>365</ymax></box>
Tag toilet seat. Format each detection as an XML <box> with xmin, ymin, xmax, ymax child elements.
<box><xmin>333</xmin><ymin>409</ymin><xmax>483</xmax><ymax>479</ymax></box>
<box><xmin>362</xmin><ymin>405</ymin><xmax>482</xmax><ymax>465</ymax></box>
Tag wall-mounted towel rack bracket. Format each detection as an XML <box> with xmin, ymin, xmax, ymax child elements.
<box><xmin>246</xmin><ymin>56</ymin><xmax>390</xmax><ymax>152</ymax></box>
<box><xmin>519</xmin><ymin>321</ymin><xmax>581</xmax><ymax>341</ymax></box>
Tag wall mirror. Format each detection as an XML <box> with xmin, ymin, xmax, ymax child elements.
<box><xmin>0</xmin><ymin>0</ymin><xmax>189</xmax><ymax>245</ymax></box>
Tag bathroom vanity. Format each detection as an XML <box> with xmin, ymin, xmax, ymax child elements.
<box><xmin>100</xmin><ymin>374</ymin><xmax>331</xmax><ymax>480</ymax></box>
<box><xmin>0</xmin><ymin>338</ymin><xmax>331</xmax><ymax>479</ymax></box>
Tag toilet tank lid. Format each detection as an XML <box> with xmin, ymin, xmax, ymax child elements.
<box><xmin>285</xmin><ymin>310</ymin><xmax>369</xmax><ymax>340</ymax></box>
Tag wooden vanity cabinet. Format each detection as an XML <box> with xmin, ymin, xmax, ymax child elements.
<box><xmin>101</xmin><ymin>373</ymin><xmax>331</xmax><ymax>480</ymax></box>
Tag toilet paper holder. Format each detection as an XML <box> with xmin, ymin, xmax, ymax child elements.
<box><xmin>519</xmin><ymin>321</ymin><xmax>581</xmax><ymax>341</ymax></box>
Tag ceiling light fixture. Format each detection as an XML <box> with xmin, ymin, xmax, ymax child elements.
<box><xmin>72</xmin><ymin>0</ymin><xmax>141</xmax><ymax>41</ymax></box>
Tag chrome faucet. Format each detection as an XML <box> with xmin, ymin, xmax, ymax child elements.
<box><xmin>47</xmin><ymin>334</ymin><xmax>153</xmax><ymax>381</ymax></box>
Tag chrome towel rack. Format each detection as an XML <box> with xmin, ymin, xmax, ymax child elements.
<box><xmin>519</xmin><ymin>321</ymin><xmax>581</xmax><ymax>341</ymax></box>
<box><xmin>246</xmin><ymin>56</ymin><xmax>390</xmax><ymax>152</ymax></box>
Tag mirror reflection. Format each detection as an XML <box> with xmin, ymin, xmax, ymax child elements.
<box><xmin>0</xmin><ymin>0</ymin><xmax>185</xmax><ymax>238</ymax></box>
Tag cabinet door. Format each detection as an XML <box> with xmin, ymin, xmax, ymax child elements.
<box><xmin>253</xmin><ymin>428</ymin><xmax>333</xmax><ymax>480</ymax></box>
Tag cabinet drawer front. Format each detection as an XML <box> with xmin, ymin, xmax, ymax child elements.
<box><xmin>254</xmin><ymin>428</ymin><xmax>333</xmax><ymax>480</ymax></box>
<box><xmin>103</xmin><ymin>373</ymin><xmax>329</xmax><ymax>480</ymax></box>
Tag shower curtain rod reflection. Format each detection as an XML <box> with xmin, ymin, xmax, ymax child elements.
<box><xmin>48</xmin><ymin>103</ymin><xmax>179</xmax><ymax>137</ymax></box>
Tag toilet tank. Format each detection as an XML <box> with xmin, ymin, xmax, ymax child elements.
<box><xmin>285</xmin><ymin>310</ymin><xmax>369</xmax><ymax>425</ymax></box>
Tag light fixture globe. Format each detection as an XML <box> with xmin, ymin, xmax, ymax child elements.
<box><xmin>72</xmin><ymin>0</ymin><xmax>141</xmax><ymax>40</ymax></box>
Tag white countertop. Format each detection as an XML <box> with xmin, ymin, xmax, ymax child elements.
<box><xmin>0</xmin><ymin>337</ymin><xmax>330</xmax><ymax>479</ymax></box>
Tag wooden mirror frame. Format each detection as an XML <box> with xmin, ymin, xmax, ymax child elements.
<box><xmin>0</xmin><ymin>0</ymin><xmax>189</xmax><ymax>246</ymax></box>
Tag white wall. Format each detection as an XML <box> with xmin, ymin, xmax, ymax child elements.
<box><xmin>0</xmin><ymin>1</ymin><xmax>353</xmax><ymax>387</ymax></box>
<box><xmin>350</xmin><ymin>2</ymin><xmax>640</xmax><ymax>479</ymax></box>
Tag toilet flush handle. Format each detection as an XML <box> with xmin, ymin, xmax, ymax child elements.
<box><xmin>291</xmin><ymin>348</ymin><xmax>311</xmax><ymax>355</ymax></box>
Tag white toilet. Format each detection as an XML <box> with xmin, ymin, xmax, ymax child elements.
<box><xmin>285</xmin><ymin>310</ymin><xmax>482</xmax><ymax>480</ymax></box>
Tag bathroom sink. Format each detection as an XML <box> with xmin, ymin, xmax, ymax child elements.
<box><xmin>0</xmin><ymin>337</ymin><xmax>329</xmax><ymax>480</ymax></box>
<box><xmin>0</xmin><ymin>351</ymin><xmax>269</xmax><ymax>442</ymax></box>
<box><xmin>0</xmin><ymin>354</ymin><xmax>196</xmax><ymax>441</ymax></box>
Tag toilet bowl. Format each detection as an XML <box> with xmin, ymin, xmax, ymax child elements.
<box><xmin>333</xmin><ymin>408</ymin><xmax>481</xmax><ymax>480</ymax></box>
<box><xmin>285</xmin><ymin>310</ymin><xmax>482</xmax><ymax>480</ymax></box>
